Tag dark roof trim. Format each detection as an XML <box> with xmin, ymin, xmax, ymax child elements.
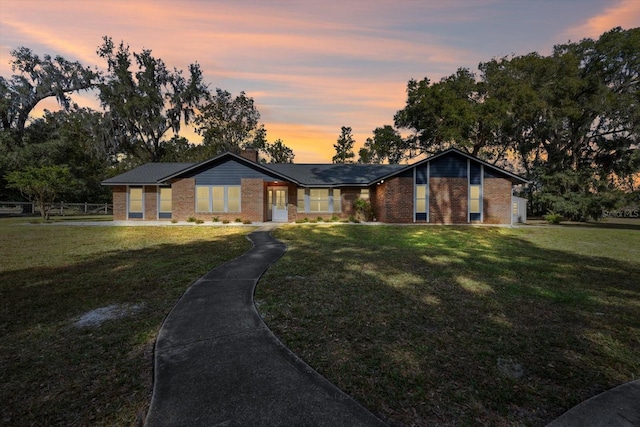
<box><xmin>158</xmin><ymin>152</ymin><xmax>300</xmax><ymax>184</ymax></box>
<box><xmin>374</xmin><ymin>148</ymin><xmax>529</xmax><ymax>185</ymax></box>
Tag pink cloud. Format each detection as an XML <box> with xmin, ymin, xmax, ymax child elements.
<box><xmin>563</xmin><ymin>0</ymin><xmax>640</xmax><ymax>41</ymax></box>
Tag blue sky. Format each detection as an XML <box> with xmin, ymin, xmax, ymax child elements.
<box><xmin>1</xmin><ymin>0</ymin><xmax>638</xmax><ymax>161</ymax></box>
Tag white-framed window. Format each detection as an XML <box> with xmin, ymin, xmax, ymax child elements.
<box><xmin>415</xmin><ymin>184</ymin><xmax>427</xmax><ymax>213</ymax></box>
<box><xmin>512</xmin><ymin>202</ymin><xmax>519</xmax><ymax>214</ymax></box>
<box><xmin>469</xmin><ymin>185</ymin><xmax>481</xmax><ymax>214</ymax></box>
<box><xmin>196</xmin><ymin>185</ymin><xmax>241</xmax><ymax>213</ymax></box>
<box><xmin>158</xmin><ymin>187</ymin><xmax>172</xmax><ymax>218</ymax></box>
<box><xmin>333</xmin><ymin>189</ymin><xmax>341</xmax><ymax>212</ymax></box>
<box><xmin>360</xmin><ymin>188</ymin><xmax>369</xmax><ymax>199</ymax></box>
<box><xmin>297</xmin><ymin>188</ymin><xmax>341</xmax><ymax>213</ymax></box>
<box><xmin>128</xmin><ymin>186</ymin><xmax>144</xmax><ymax>219</ymax></box>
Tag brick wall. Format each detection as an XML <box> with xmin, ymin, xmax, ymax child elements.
<box><xmin>371</xmin><ymin>183</ymin><xmax>386</xmax><ymax>222</ymax></box>
<box><xmin>341</xmin><ymin>187</ymin><xmax>361</xmax><ymax>218</ymax></box>
<box><xmin>429</xmin><ymin>177</ymin><xmax>468</xmax><ymax>224</ymax></box>
<box><xmin>484</xmin><ymin>177</ymin><xmax>512</xmax><ymax>224</ymax></box>
<box><xmin>144</xmin><ymin>186</ymin><xmax>158</xmax><ymax>220</ymax></box>
<box><xmin>378</xmin><ymin>176</ymin><xmax>414</xmax><ymax>223</ymax></box>
<box><xmin>172</xmin><ymin>178</ymin><xmax>195</xmax><ymax>221</ymax></box>
<box><xmin>112</xmin><ymin>186</ymin><xmax>126</xmax><ymax>220</ymax></box>
<box><xmin>241</xmin><ymin>178</ymin><xmax>264</xmax><ymax>222</ymax></box>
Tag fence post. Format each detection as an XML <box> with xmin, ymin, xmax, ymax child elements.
<box><xmin>60</xmin><ymin>202</ymin><xmax>64</xmax><ymax>216</ymax></box>
<box><xmin>104</xmin><ymin>203</ymin><xmax>108</xmax><ymax>214</ymax></box>
<box><xmin>85</xmin><ymin>202</ymin><xmax>88</xmax><ymax>214</ymax></box>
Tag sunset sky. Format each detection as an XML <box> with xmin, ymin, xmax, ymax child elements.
<box><xmin>1</xmin><ymin>0</ymin><xmax>639</xmax><ymax>162</ymax></box>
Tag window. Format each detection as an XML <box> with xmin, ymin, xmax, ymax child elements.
<box><xmin>469</xmin><ymin>185</ymin><xmax>481</xmax><ymax>215</ymax></box>
<box><xmin>297</xmin><ymin>188</ymin><xmax>340</xmax><ymax>213</ymax></box>
<box><xmin>332</xmin><ymin>189</ymin><xmax>341</xmax><ymax>213</ymax></box>
<box><xmin>360</xmin><ymin>188</ymin><xmax>369</xmax><ymax>199</ymax></box>
<box><xmin>512</xmin><ymin>202</ymin><xmax>519</xmax><ymax>215</ymax></box>
<box><xmin>159</xmin><ymin>187</ymin><xmax>172</xmax><ymax>218</ymax></box>
<box><xmin>196</xmin><ymin>186</ymin><xmax>241</xmax><ymax>213</ymax></box>
<box><xmin>415</xmin><ymin>185</ymin><xmax>427</xmax><ymax>213</ymax></box>
<box><xmin>309</xmin><ymin>189</ymin><xmax>329</xmax><ymax>212</ymax></box>
<box><xmin>128</xmin><ymin>187</ymin><xmax>143</xmax><ymax>218</ymax></box>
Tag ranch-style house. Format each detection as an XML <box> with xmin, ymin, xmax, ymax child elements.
<box><xmin>102</xmin><ymin>148</ymin><xmax>528</xmax><ymax>225</ymax></box>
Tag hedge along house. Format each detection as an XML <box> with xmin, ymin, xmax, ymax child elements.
<box><xmin>102</xmin><ymin>148</ymin><xmax>528</xmax><ymax>224</ymax></box>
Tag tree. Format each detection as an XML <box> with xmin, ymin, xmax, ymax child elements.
<box><xmin>96</xmin><ymin>36</ymin><xmax>208</xmax><ymax>163</ymax></box>
<box><xmin>394</xmin><ymin>68</ymin><xmax>509</xmax><ymax>162</ymax></box>
<box><xmin>358</xmin><ymin>125</ymin><xmax>406</xmax><ymax>164</ymax></box>
<box><xmin>263</xmin><ymin>139</ymin><xmax>295</xmax><ymax>163</ymax></box>
<box><xmin>5</xmin><ymin>165</ymin><xmax>75</xmax><ymax>220</ymax></box>
<box><xmin>332</xmin><ymin>126</ymin><xmax>355</xmax><ymax>163</ymax></box>
<box><xmin>195</xmin><ymin>89</ymin><xmax>261</xmax><ymax>156</ymax></box>
<box><xmin>0</xmin><ymin>47</ymin><xmax>99</xmax><ymax>147</ymax></box>
<box><xmin>480</xmin><ymin>27</ymin><xmax>640</xmax><ymax>219</ymax></box>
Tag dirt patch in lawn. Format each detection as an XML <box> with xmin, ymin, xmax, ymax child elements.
<box><xmin>74</xmin><ymin>304</ymin><xmax>144</xmax><ymax>328</ymax></box>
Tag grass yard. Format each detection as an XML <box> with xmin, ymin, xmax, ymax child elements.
<box><xmin>256</xmin><ymin>223</ymin><xmax>640</xmax><ymax>426</ymax></box>
<box><xmin>0</xmin><ymin>218</ymin><xmax>252</xmax><ymax>426</ymax></box>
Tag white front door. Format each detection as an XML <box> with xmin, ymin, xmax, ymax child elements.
<box><xmin>269</xmin><ymin>188</ymin><xmax>288</xmax><ymax>222</ymax></box>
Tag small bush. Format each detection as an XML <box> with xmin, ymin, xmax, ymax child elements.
<box><xmin>348</xmin><ymin>215</ymin><xmax>357</xmax><ymax>223</ymax></box>
<box><xmin>243</xmin><ymin>219</ymin><xmax>252</xmax><ymax>224</ymax></box>
<box><xmin>235</xmin><ymin>218</ymin><xmax>242</xmax><ymax>223</ymax></box>
<box><xmin>170</xmin><ymin>219</ymin><xmax>178</xmax><ymax>224</ymax></box>
<box><xmin>195</xmin><ymin>219</ymin><xmax>204</xmax><ymax>224</ymax></box>
<box><xmin>330</xmin><ymin>215</ymin><xmax>339</xmax><ymax>222</ymax></box>
<box><xmin>295</xmin><ymin>219</ymin><xmax>307</xmax><ymax>223</ymax></box>
<box><xmin>316</xmin><ymin>216</ymin><xmax>324</xmax><ymax>222</ymax></box>
<box><xmin>187</xmin><ymin>217</ymin><xmax>196</xmax><ymax>223</ymax></box>
<box><xmin>309</xmin><ymin>219</ymin><xmax>318</xmax><ymax>223</ymax></box>
<box><xmin>544</xmin><ymin>211</ymin><xmax>562</xmax><ymax>224</ymax></box>
<box><xmin>212</xmin><ymin>216</ymin><xmax>220</xmax><ymax>222</ymax></box>
<box><xmin>222</xmin><ymin>219</ymin><xmax>230</xmax><ymax>224</ymax></box>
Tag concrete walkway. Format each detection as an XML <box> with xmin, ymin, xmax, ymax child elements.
<box><xmin>145</xmin><ymin>225</ymin><xmax>387</xmax><ymax>426</ymax></box>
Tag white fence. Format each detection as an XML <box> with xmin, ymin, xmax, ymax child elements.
<box><xmin>0</xmin><ymin>201</ymin><xmax>112</xmax><ymax>216</ymax></box>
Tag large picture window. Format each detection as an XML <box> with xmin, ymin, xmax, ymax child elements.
<box><xmin>415</xmin><ymin>185</ymin><xmax>427</xmax><ymax>213</ymax></box>
<box><xmin>196</xmin><ymin>186</ymin><xmax>241</xmax><ymax>213</ymax></box>
<box><xmin>297</xmin><ymin>188</ymin><xmax>341</xmax><ymax>213</ymax></box>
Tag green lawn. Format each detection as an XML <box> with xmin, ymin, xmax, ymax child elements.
<box><xmin>256</xmin><ymin>223</ymin><xmax>640</xmax><ymax>426</ymax></box>
<box><xmin>0</xmin><ymin>218</ymin><xmax>252</xmax><ymax>426</ymax></box>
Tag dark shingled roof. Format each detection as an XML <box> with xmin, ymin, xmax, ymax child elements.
<box><xmin>102</xmin><ymin>163</ymin><xmax>194</xmax><ymax>185</ymax></box>
<box><xmin>264</xmin><ymin>163</ymin><xmax>405</xmax><ymax>186</ymax></box>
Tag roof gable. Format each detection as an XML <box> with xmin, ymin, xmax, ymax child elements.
<box><xmin>378</xmin><ymin>148</ymin><xmax>528</xmax><ymax>185</ymax></box>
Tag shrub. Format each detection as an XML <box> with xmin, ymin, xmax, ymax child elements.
<box><xmin>222</xmin><ymin>219</ymin><xmax>230</xmax><ymax>224</ymax></box>
<box><xmin>330</xmin><ymin>215</ymin><xmax>339</xmax><ymax>222</ymax></box>
<box><xmin>234</xmin><ymin>218</ymin><xmax>242</xmax><ymax>223</ymax></box>
<box><xmin>170</xmin><ymin>219</ymin><xmax>178</xmax><ymax>224</ymax></box>
<box><xmin>195</xmin><ymin>219</ymin><xmax>204</xmax><ymax>224</ymax></box>
<box><xmin>187</xmin><ymin>217</ymin><xmax>196</xmax><ymax>223</ymax></box>
<box><xmin>212</xmin><ymin>216</ymin><xmax>219</xmax><ymax>222</ymax></box>
<box><xmin>243</xmin><ymin>219</ymin><xmax>252</xmax><ymax>224</ymax></box>
<box><xmin>354</xmin><ymin>198</ymin><xmax>373</xmax><ymax>221</ymax></box>
<box><xmin>295</xmin><ymin>219</ymin><xmax>307</xmax><ymax>223</ymax></box>
<box><xmin>316</xmin><ymin>216</ymin><xmax>324</xmax><ymax>222</ymax></box>
<box><xmin>544</xmin><ymin>211</ymin><xmax>562</xmax><ymax>224</ymax></box>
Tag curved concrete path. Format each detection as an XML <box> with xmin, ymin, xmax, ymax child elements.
<box><xmin>145</xmin><ymin>225</ymin><xmax>387</xmax><ymax>426</ymax></box>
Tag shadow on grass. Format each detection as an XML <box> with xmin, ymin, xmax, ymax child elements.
<box><xmin>256</xmin><ymin>225</ymin><xmax>640</xmax><ymax>426</ymax></box>
<box><xmin>0</xmin><ymin>235</ymin><xmax>248</xmax><ymax>426</ymax></box>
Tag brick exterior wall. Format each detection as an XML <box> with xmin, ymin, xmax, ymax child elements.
<box><xmin>144</xmin><ymin>186</ymin><xmax>158</xmax><ymax>220</ymax></box>
<box><xmin>374</xmin><ymin>176</ymin><xmax>414</xmax><ymax>223</ymax></box>
<box><xmin>112</xmin><ymin>186</ymin><xmax>126</xmax><ymax>220</ymax></box>
<box><xmin>371</xmin><ymin>183</ymin><xmax>386</xmax><ymax>222</ymax></box>
<box><xmin>429</xmin><ymin>177</ymin><xmax>468</xmax><ymax>224</ymax></box>
<box><xmin>341</xmin><ymin>187</ymin><xmax>361</xmax><ymax>218</ymax></box>
<box><xmin>172</xmin><ymin>178</ymin><xmax>195</xmax><ymax>221</ymax></box>
<box><xmin>241</xmin><ymin>178</ymin><xmax>265</xmax><ymax>222</ymax></box>
<box><xmin>483</xmin><ymin>177</ymin><xmax>512</xmax><ymax>224</ymax></box>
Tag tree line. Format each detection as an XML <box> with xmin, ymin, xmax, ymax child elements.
<box><xmin>332</xmin><ymin>27</ymin><xmax>639</xmax><ymax>220</ymax></box>
<box><xmin>2</xmin><ymin>28</ymin><xmax>638</xmax><ymax>221</ymax></box>
<box><xmin>0</xmin><ymin>36</ymin><xmax>295</xmax><ymax>207</ymax></box>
